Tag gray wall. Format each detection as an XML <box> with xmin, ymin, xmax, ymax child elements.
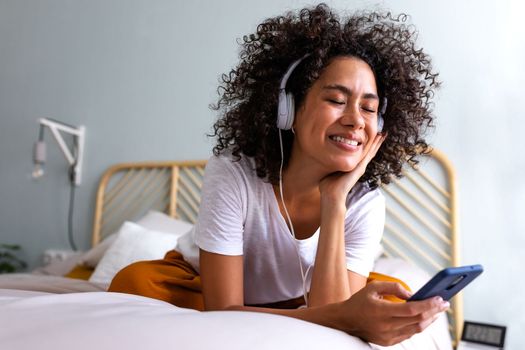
<box><xmin>1</xmin><ymin>0</ymin><xmax>523</xmax><ymax>348</ymax></box>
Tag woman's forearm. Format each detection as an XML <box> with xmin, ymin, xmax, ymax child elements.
<box><xmin>221</xmin><ymin>280</ymin><xmax>446</xmax><ymax>347</ymax></box>
<box><xmin>225</xmin><ymin>302</ymin><xmax>346</xmax><ymax>333</ymax></box>
<box><xmin>308</xmin><ymin>199</ymin><xmax>351</xmax><ymax>306</ymax></box>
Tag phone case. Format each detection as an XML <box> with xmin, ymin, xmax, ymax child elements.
<box><xmin>408</xmin><ymin>264</ymin><xmax>483</xmax><ymax>301</ymax></box>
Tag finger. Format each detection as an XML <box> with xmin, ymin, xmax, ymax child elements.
<box><xmin>361</xmin><ymin>133</ymin><xmax>387</xmax><ymax>164</ymax></box>
<box><xmin>393</xmin><ymin>312</ymin><xmax>441</xmax><ymax>338</ymax></box>
<box><xmin>367</xmin><ymin>133</ymin><xmax>387</xmax><ymax>158</ymax></box>
<box><xmin>360</xmin><ymin>130</ymin><xmax>384</xmax><ymax>157</ymax></box>
<box><xmin>363</xmin><ymin>133</ymin><xmax>382</xmax><ymax>155</ymax></box>
<box><xmin>389</xmin><ymin>296</ymin><xmax>449</xmax><ymax>317</ymax></box>
<box><xmin>389</xmin><ymin>309</ymin><xmax>444</xmax><ymax>330</ymax></box>
<box><xmin>341</xmin><ymin>133</ymin><xmax>386</xmax><ymax>185</ymax></box>
<box><xmin>368</xmin><ymin>281</ymin><xmax>412</xmax><ymax>300</ymax></box>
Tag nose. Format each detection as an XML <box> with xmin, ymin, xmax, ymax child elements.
<box><xmin>340</xmin><ymin>105</ymin><xmax>365</xmax><ymax>129</ymax></box>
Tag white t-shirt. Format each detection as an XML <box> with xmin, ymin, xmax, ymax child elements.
<box><xmin>176</xmin><ymin>153</ymin><xmax>385</xmax><ymax>305</ymax></box>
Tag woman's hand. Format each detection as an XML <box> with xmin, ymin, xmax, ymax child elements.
<box><xmin>337</xmin><ymin>281</ymin><xmax>449</xmax><ymax>346</ymax></box>
<box><xmin>319</xmin><ymin>133</ymin><xmax>386</xmax><ymax>205</ymax></box>
<box><xmin>310</xmin><ymin>133</ymin><xmax>386</xmax><ymax>306</ymax></box>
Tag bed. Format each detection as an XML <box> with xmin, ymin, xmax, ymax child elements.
<box><xmin>0</xmin><ymin>150</ymin><xmax>458</xmax><ymax>350</ymax></box>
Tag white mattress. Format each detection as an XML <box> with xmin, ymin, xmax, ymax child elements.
<box><xmin>0</xmin><ymin>258</ymin><xmax>452</xmax><ymax>350</ymax></box>
<box><xmin>0</xmin><ymin>290</ymin><xmax>371</xmax><ymax>350</ymax></box>
<box><xmin>0</xmin><ymin>273</ymin><xmax>104</xmax><ymax>293</ymax></box>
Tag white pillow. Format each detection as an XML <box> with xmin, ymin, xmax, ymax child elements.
<box><xmin>32</xmin><ymin>252</ymin><xmax>85</xmax><ymax>276</ymax></box>
<box><xmin>80</xmin><ymin>234</ymin><xmax>118</xmax><ymax>268</ymax></box>
<box><xmin>89</xmin><ymin>222</ymin><xmax>182</xmax><ymax>289</ymax></box>
<box><xmin>81</xmin><ymin>211</ymin><xmax>193</xmax><ymax>268</ymax></box>
<box><xmin>136</xmin><ymin>210</ymin><xmax>193</xmax><ymax>235</ymax></box>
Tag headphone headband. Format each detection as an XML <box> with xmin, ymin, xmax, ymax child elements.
<box><xmin>380</xmin><ymin>97</ymin><xmax>388</xmax><ymax>116</ymax></box>
<box><xmin>279</xmin><ymin>54</ymin><xmax>310</xmax><ymax>90</ymax></box>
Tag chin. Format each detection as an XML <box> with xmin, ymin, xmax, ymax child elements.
<box><xmin>331</xmin><ymin>160</ymin><xmax>359</xmax><ymax>173</ymax></box>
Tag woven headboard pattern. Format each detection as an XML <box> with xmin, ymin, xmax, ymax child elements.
<box><xmin>92</xmin><ymin>160</ymin><xmax>206</xmax><ymax>245</ymax></box>
<box><xmin>381</xmin><ymin>148</ymin><xmax>460</xmax><ymax>343</ymax></box>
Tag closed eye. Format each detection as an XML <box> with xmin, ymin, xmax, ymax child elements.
<box><xmin>328</xmin><ymin>99</ymin><xmax>345</xmax><ymax>105</ymax></box>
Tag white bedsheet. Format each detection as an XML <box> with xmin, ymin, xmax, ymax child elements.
<box><xmin>0</xmin><ymin>290</ymin><xmax>371</xmax><ymax>350</ymax></box>
<box><xmin>0</xmin><ymin>273</ymin><xmax>104</xmax><ymax>293</ymax></box>
<box><xmin>0</xmin><ymin>288</ymin><xmax>452</xmax><ymax>350</ymax></box>
<box><xmin>0</xmin><ymin>258</ymin><xmax>452</xmax><ymax>350</ymax></box>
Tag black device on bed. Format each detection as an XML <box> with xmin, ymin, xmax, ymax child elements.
<box><xmin>459</xmin><ymin>321</ymin><xmax>506</xmax><ymax>348</ymax></box>
<box><xmin>408</xmin><ymin>264</ymin><xmax>483</xmax><ymax>302</ymax></box>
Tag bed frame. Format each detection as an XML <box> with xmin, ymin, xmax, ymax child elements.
<box><xmin>380</xmin><ymin>149</ymin><xmax>460</xmax><ymax>344</ymax></box>
<box><xmin>91</xmin><ymin>149</ymin><xmax>460</xmax><ymax>344</ymax></box>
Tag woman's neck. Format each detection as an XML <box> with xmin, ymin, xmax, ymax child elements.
<box><xmin>278</xmin><ymin>148</ymin><xmax>330</xmax><ymax>206</ymax></box>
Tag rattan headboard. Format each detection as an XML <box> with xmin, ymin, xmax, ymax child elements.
<box><xmin>380</xmin><ymin>148</ymin><xmax>461</xmax><ymax>344</ymax></box>
<box><xmin>92</xmin><ymin>160</ymin><xmax>206</xmax><ymax>245</ymax></box>
<box><xmin>91</xmin><ymin>150</ymin><xmax>461</xmax><ymax>343</ymax></box>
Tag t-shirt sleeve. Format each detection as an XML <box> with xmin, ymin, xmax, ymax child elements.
<box><xmin>193</xmin><ymin>155</ymin><xmax>246</xmax><ymax>256</ymax></box>
<box><xmin>344</xmin><ymin>187</ymin><xmax>385</xmax><ymax>277</ymax></box>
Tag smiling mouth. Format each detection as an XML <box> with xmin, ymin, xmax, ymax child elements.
<box><xmin>329</xmin><ymin>135</ymin><xmax>361</xmax><ymax>146</ymax></box>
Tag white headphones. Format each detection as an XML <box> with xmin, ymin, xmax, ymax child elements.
<box><xmin>277</xmin><ymin>55</ymin><xmax>309</xmax><ymax>130</ymax></box>
<box><xmin>276</xmin><ymin>55</ymin><xmax>387</xmax><ymax>132</ymax></box>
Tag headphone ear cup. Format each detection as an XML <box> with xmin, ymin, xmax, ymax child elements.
<box><xmin>285</xmin><ymin>92</ymin><xmax>295</xmax><ymax>130</ymax></box>
<box><xmin>277</xmin><ymin>89</ymin><xmax>289</xmax><ymax>130</ymax></box>
<box><xmin>277</xmin><ymin>91</ymin><xmax>294</xmax><ymax>130</ymax></box>
<box><xmin>377</xmin><ymin>114</ymin><xmax>384</xmax><ymax>132</ymax></box>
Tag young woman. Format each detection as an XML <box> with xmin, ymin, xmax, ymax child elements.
<box><xmin>109</xmin><ymin>4</ymin><xmax>447</xmax><ymax>346</ymax></box>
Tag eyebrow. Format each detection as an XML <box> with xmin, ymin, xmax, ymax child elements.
<box><xmin>322</xmin><ymin>84</ymin><xmax>379</xmax><ymax>100</ymax></box>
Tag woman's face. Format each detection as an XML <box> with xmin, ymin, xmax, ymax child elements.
<box><xmin>292</xmin><ymin>56</ymin><xmax>380</xmax><ymax>173</ymax></box>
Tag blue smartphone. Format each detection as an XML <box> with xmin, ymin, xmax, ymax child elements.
<box><xmin>408</xmin><ymin>264</ymin><xmax>483</xmax><ymax>301</ymax></box>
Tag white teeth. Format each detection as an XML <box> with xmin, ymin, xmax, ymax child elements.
<box><xmin>331</xmin><ymin>136</ymin><xmax>359</xmax><ymax>146</ymax></box>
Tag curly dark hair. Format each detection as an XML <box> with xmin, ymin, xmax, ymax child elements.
<box><xmin>210</xmin><ymin>3</ymin><xmax>439</xmax><ymax>185</ymax></box>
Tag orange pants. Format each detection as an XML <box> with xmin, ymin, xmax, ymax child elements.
<box><xmin>108</xmin><ymin>250</ymin><xmax>205</xmax><ymax>310</ymax></box>
<box><xmin>108</xmin><ymin>250</ymin><xmax>410</xmax><ymax>310</ymax></box>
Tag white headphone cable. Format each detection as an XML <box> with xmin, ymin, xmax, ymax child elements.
<box><xmin>278</xmin><ymin>129</ymin><xmax>313</xmax><ymax>307</ymax></box>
